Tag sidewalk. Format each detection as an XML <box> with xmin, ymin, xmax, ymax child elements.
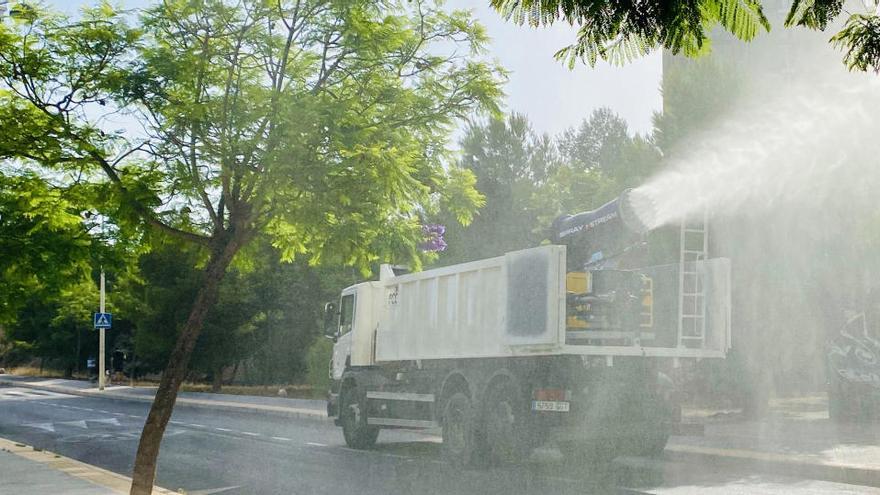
<box><xmin>0</xmin><ymin>374</ymin><xmax>329</xmax><ymax>422</ymax></box>
<box><xmin>0</xmin><ymin>437</ymin><xmax>174</xmax><ymax>495</ymax></box>
<box><xmin>668</xmin><ymin>396</ymin><xmax>880</xmax><ymax>487</ymax></box>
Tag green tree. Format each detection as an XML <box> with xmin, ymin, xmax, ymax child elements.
<box><xmin>652</xmin><ymin>57</ymin><xmax>745</xmax><ymax>154</ymax></box>
<box><xmin>0</xmin><ymin>172</ymin><xmax>116</xmax><ymax>375</ymax></box>
<box><xmin>558</xmin><ymin>107</ymin><xmax>660</xmax><ymax>188</ymax></box>
<box><xmin>438</xmin><ymin>110</ymin><xmax>655</xmax><ymax>264</ymax></box>
<box><xmin>0</xmin><ymin>2</ymin><xmax>502</xmax><ymax>492</ymax></box>
<box><xmin>491</xmin><ymin>0</ymin><xmax>880</xmax><ymax>72</ymax></box>
<box><xmin>0</xmin><ymin>173</ymin><xmax>92</xmax><ymax>326</ymax></box>
<box><xmin>440</xmin><ymin>113</ymin><xmax>556</xmax><ymax>262</ymax></box>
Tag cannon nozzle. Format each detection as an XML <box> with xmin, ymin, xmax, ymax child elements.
<box><xmin>620</xmin><ymin>188</ymin><xmax>657</xmax><ymax>234</ymax></box>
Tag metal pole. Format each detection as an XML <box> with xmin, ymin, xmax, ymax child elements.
<box><xmin>99</xmin><ymin>268</ymin><xmax>105</xmax><ymax>391</ymax></box>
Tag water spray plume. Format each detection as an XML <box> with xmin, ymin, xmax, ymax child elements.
<box><xmin>630</xmin><ymin>74</ymin><xmax>880</xmax><ymax>230</ymax></box>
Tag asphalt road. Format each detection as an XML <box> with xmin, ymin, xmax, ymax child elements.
<box><xmin>0</xmin><ymin>385</ymin><xmax>876</xmax><ymax>495</ymax></box>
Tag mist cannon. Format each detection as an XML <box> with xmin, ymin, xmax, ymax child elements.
<box><xmin>552</xmin><ymin>188</ymin><xmax>656</xmax><ymax>267</ymax></box>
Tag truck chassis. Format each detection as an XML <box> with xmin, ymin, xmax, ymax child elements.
<box><xmin>328</xmin><ymin>354</ymin><xmax>679</xmax><ymax>465</ymax></box>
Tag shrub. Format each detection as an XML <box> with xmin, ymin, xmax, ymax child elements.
<box><xmin>305</xmin><ymin>337</ymin><xmax>333</xmax><ymax>394</ymax></box>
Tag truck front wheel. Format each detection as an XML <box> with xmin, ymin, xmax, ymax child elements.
<box><xmin>340</xmin><ymin>386</ymin><xmax>379</xmax><ymax>449</ymax></box>
<box><xmin>442</xmin><ymin>392</ymin><xmax>478</xmax><ymax>466</ymax></box>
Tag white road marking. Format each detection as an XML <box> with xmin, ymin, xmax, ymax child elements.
<box><xmin>240</xmin><ymin>431</ymin><xmax>260</xmax><ymax>437</ymax></box>
<box><xmin>271</xmin><ymin>436</ymin><xmax>292</xmax><ymax>441</ymax></box>
<box><xmin>89</xmin><ymin>418</ymin><xmax>121</xmax><ymax>426</ymax></box>
<box><xmin>58</xmin><ymin>420</ymin><xmax>88</xmax><ymax>429</ymax></box>
<box><xmin>25</xmin><ymin>417</ymin><xmax>122</xmax><ymax>433</ymax></box>
<box><xmin>339</xmin><ymin>446</ymin><xmax>419</xmax><ymax>460</ymax></box>
<box><xmin>187</xmin><ymin>486</ymin><xmax>242</xmax><ymax>495</ymax></box>
<box><xmin>98</xmin><ymin>410</ymin><xmax>111</xmax><ymax>414</ymax></box>
<box><xmin>23</xmin><ymin>423</ymin><xmax>55</xmax><ymax>433</ymax></box>
<box><xmin>0</xmin><ymin>388</ymin><xmax>73</xmax><ymax>401</ymax></box>
<box><xmin>127</xmin><ymin>414</ymin><xmax>141</xmax><ymax>418</ymax></box>
<box><xmin>188</xmin><ymin>424</ymin><xmax>206</xmax><ymax>428</ymax></box>
<box><xmin>306</xmin><ymin>442</ymin><xmax>327</xmax><ymax>447</ymax></box>
<box><xmin>215</xmin><ymin>427</ymin><xmax>232</xmax><ymax>432</ymax></box>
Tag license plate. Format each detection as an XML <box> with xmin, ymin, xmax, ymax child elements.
<box><xmin>531</xmin><ymin>400</ymin><xmax>570</xmax><ymax>412</ymax></box>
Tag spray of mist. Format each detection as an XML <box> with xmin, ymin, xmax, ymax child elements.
<box><xmin>622</xmin><ymin>52</ymin><xmax>880</xmax><ymax>398</ymax></box>
<box><xmin>630</xmin><ymin>74</ymin><xmax>880</xmax><ymax>230</ymax></box>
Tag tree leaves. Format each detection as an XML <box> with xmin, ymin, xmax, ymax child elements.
<box><xmin>497</xmin><ymin>0</ymin><xmax>880</xmax><ymax>72</ymax></box>
<box><xmin>494</xmin><ymin>0</ymin><xmax>769</xmax><ymax>67</ymax></box>
<box><xmin>784</xmin><ymin>0</ymin><xmax>844</xmax><ymax>30</ymax></box>
<box><xmin>0</xmin><ymin>173</ymin><xmax>93</xmax><ymax>325</ymax></box>
<box><xmin>831</xmin><ymin>13</ymin><xmax>880</xmax><ymax>72</ymax></box>
<box><xmin>708</xmin><ymin>0</ymin><xmax>771</xmax><ymax>42</ymax></box>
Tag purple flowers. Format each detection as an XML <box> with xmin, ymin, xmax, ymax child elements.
<box><xmin>419</xmin><ymin>223</ymin><xmax>447</xmax><ymax>252</ymax></box>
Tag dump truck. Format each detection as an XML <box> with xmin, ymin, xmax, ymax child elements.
<box><xmin>323</xmin><ymin>190</ymin><xmax>731</xmax><ymax>464</ymax></box>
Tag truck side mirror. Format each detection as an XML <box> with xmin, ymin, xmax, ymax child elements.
<box><xmin>323</xmin><ymin>302</ymin><xmax>338</xmax><ymax>340</ymax></box>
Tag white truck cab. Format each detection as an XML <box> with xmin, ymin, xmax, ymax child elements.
<box><xmin>326</xmin><ymin>282</ymin><xmax>383</xmax><ymax>381</ymax></box>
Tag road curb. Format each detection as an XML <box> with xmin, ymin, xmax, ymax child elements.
<box><xmin>0</xmin><ymin>436</ymin><xmax>177</xmax><ymax>494</ymax></box>
<box><xmin>665</xmin><ymin>443</ymin><xmax>880</xmax><ymax>488</ymax></box>
<box><xmin>0</xmin><ymin>377</ymin><xmax>333</xmax><ymax>424</ymax></box>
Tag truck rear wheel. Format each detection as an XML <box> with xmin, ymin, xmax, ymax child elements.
<box><xmin>558</xmin><ymin>439</ymin><xmax>618</xmax><ymax>463</ymax></box>
<box><xmin>340</xmin><ymin>386</ymin><xmax>379</xmax><ymax>449</ymax></box>
<box><xmin>625</xmin><ymin>431</ymin><xmax>669</xmax><ymax>457</ymax></box>
<box><xmin>485</xmin><ymin>381</ymin><xmax>529</xmax><ymax>464</ymax></box>
<box><xmin>442</xmin><ymin>392</ymin><xmax>479</xmax><ymax>466</ymax></box>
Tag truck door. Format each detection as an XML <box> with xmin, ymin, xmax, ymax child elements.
<box><xmin>332</xmin><ymin>292</ymin><xmax>356</xmax><ymax>380</ymax></box>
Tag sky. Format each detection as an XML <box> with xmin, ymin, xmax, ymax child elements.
<box><xmin>46</xmin><ymin>0</ymin><xmax>663</xmax><ymax>137</ymax></box>
<box><xmin>446</xmin><ymin>1</ymin><xmax>662</xmax><ymax>137</ymax></box>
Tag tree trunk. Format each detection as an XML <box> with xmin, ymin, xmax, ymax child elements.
<box><xmin>227</xmin><ymin>360</ymin><xmax>240</xmax><ymax>386</ymax></box>
<box><xmin>211</xmin><ymin>365</ymin><xmax>223</xmax><ymax>393</ymax></box>
<box><xmin>129</xmin><ymin>237</ymin><xmax>241</xmax><ymax>495</ymax></box>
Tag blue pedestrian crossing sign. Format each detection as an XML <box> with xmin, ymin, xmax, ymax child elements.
<box><xmin>93</xmin><ymin>312</ymin><xmax>112</xmax><ymax>329</ymax></box>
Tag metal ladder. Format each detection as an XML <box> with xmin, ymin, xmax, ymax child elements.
<box><xmin>678</xmin><ymin>209</ymin><xmax>708</xmax><ymax>348</ymax></box>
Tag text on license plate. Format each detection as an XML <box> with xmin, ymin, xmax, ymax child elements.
<box><xmin>531</xmin><ymin>400</ymin><xmax>570</xmax><ymax>412</ymax></box>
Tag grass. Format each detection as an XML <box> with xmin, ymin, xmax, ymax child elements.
<box><xmin>178</xmin><ymin>383</ymin><xmax>322</xmax><ymax>399</ymax></box>
<box><xmin>6</xmin><ymin>366</ymin><xmax>72</xmax><ymax>379</ymax></box>
<box><xmin>123</xmin><ymin>380</ymin><xmax>321</xmax><ymax>399</ymax></box>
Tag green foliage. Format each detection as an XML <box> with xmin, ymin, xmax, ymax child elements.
<box><xmin>784</xmin><ymin>0</ymin><xmax>844</xmax><ymax>30</ymax></box>
<box><xmin>119</xmin><ymin>235</ymin><xmax>349</xmax><ymax>384</ymax></box>
<box><xmin>652</xmin><ymin>57</ymin><xmax>745</xmax><ymax>154</ymax></box>
<box><xmin>437</xmin><ymin>110</ymin><xmax>655</xmax><ymax>265</ymax></box>
<box><xmin>492</xmin><ymin>0</ymin><xmax>769</xmax><ymax>67</ymax></box>
<box><xmin>494</xmin><ymin>0</ymin><xmax>880</xmax><ymax>73</ymax></box>
<box><xmin>784</xmin><ymin>0</ymin><xmax>880</xmax><ymax>71</ymax></box>
<box><xmin>0</xmin><ymin>172</ymin><xmax>92</xmax><ymax>324</ymax></box>
<box><xmin>0</xmin><ymin>0</ymin><xmax>503</xmax><ymax>380</ymax></box>
<box><xmin>305</xmin><ymin>337</ymin><xmax>334</xmax><ymax>393</ymax></box>
<box><xmin>831</xmin><ymin>14</ymin><xmax>880</xmax><ymax>72</ymax></box>
<box><xmin>438</xmin><ymin>113</ymin><xmax>559</xmax><ymax>263</ymax></box>
<box><xmin>114</xmin><ymin>0</ymin><xmax>504</xmax><ymax>271</ymax></box>
<box><xmin>0</xmin><ymin>0</ymin><xmax>504</xmax><ymax>271</ymax></box>
<box><xmin>558</xmin><ymin>107</ymin><xmax>661</xmax><ymax>187</ymax></box>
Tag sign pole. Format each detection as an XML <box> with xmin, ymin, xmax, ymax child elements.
<box><xmin>99</xmin><ymin>267</ymin><xmax>105</xmax><ymax>391</ymax></box>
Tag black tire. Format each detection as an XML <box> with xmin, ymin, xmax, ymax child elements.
<box><xmin>626</xmin><ymin>431</ymin><xmax>669</xmax><ymax>457</ymax></box>
<box><xmin>442</xmin><ymin>392</ymin><xmax>479</xmax><ymax>466</ymax></box>
<box><xmin>558</xmin><ymin>438</ymin><xmax>619</xmax><ymax>463</ymax></box>
<box><xmin>340</xmin><ymin>386</ymin><xmax>379</xmax><ymax>449</ymax></box>
<box><xmin>484</xmin><ymin>381</ymin><xmax>530</xmax><ymax>464</ymax></box>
